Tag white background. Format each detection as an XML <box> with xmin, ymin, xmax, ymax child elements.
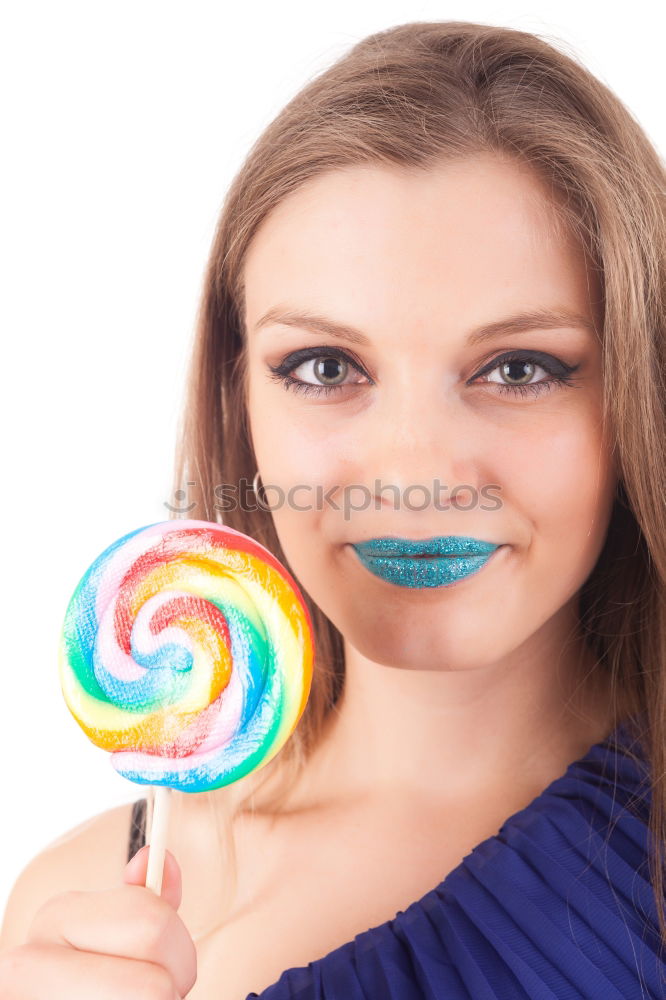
<box><xmin>1</xmin><ymin>0</ymin><xmax>663</xmax><ymax>921</ymax></box>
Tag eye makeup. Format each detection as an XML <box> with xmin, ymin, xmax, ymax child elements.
<box><xmin>266</xmin><ymin>346</ymin><xmax>583</xmax><ymax>400</ymax></box>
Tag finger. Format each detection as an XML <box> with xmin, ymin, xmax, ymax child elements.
<box><xmin>26</xmin><ymin>889</ymin><xmax>196</xmax><ymax>999</ymax></box>
<box><xmin>0</xmin><ymin>942</ymin><xmax>181</xmax><ymax>1000</ymax></box>
<box><xmin>124</xmin><ymin>846</ymin><xmax>183</xmax><ymax>912</ymax></box>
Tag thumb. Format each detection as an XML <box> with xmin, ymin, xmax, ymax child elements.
<box><xmin>124</xmin><ymin>844</ymin><xmax>183</xmax><ymax>911</ymax></box>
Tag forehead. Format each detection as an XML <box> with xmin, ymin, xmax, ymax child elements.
<box><xmin>242</xmin><ymin>156</ymin><xmax>597</xmax><ymax>332</ymax></box>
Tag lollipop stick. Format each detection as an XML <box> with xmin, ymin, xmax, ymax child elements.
<box><xmin>145</xmin><ymin>785</ymin><xmax>172</xmax><ymax>895</ymax></box>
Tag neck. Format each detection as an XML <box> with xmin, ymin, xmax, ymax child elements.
<box><xmin>283</xmin><ymin>610</ymin><xmax>618</xmax><ymax>812</ymax></box>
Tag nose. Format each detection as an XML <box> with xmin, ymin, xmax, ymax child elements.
<box><xmin>357</xmin><ymin>381</ymin><xmax>482</xmax><ymax>507</ymax></box>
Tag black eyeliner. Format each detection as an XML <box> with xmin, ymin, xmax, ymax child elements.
<box><xmin>268</xmin><ymin>346</ymin><xmax>371</xmax><ymax>381</ymax></box>
<box><xmin>471</xmin><ymin>349</ymin><xmax>580</xmax><ymax>383</ymax></box>
<box><xmin>266</xmin><ymin>344</ymin><xmax>583</xmax><ymax>400</ymax></box>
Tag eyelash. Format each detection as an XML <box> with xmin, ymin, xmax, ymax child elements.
<box><xmin>267</xmin><ymin>347</ymin><xmax>582</xmax><ymax>399</ymax></box>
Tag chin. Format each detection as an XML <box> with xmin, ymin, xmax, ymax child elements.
<box><xmin>340</xmin><ymin>615</ymin><xmax>511</xmax><ymax>673</ymax></box>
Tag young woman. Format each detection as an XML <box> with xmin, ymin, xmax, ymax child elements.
<box><xmin>1</xmin><ymin>20</ymin><xmax>664</xmax><ymax>1000</ymax></box>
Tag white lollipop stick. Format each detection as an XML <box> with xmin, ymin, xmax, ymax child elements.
<box><xmin>145</xmin><ymin>786</ymin><xmax>172</xmax><ymax>895</ymax></box>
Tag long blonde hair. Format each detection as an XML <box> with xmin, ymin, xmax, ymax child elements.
<box><xmin>166</xmin><ymin>21</ymin><xmax>666</xmax><ymax>943</ymax></box>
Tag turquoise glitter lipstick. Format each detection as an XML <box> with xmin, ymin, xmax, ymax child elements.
<box><xmin>351</xmin><ymin>535</ymin><xmax>501</xmax><ymax>588</ymax></box>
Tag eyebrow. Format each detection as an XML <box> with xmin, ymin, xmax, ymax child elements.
<box><xmin>253</xmin><ymin>305</ymin><xmax>598</xmax><ymax>346</ymax></box>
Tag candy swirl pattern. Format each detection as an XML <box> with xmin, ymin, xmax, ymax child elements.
<box><xmin>59</xmin><ymin>519</ymin><xmax>314</xmax><ymax>793</ymax></box>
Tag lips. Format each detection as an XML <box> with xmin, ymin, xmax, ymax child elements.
<box><xmin>350</xmin><ymin>536</ymin><xmax>502</xmax><ymax>589</ymax></box>
<box><xmin>352</xmin><ymin>536</ymin><xmax>499</xmax><ymax>559</ymax></box>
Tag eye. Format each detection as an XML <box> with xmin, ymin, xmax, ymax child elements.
<box><xmin>472</xmin><ymin>350</ymin><xmax>582</xmax><ymax>398</ymax></box>
<box><xmin>299</xmin><ymin>355</ymin><xmax>350</xmax><ymax>386</ymax></box>
<box><xmin>267</xmin><ymin>347</ymin><xmax>370</xmax><ymax>398</ymax></box>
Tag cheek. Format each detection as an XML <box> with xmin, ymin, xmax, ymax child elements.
<box><xmin>246</xmin><ymin>379</ymin><xmax>351</xmax><ymax>561</ymax></box>
<box><xmin>502</xmin><ymin>407</ymin><xmax>616</xmax><ymax>583</ymax></box>
<box><xmin>247</xmin><ymin>377</ymin><xmax>355</xmax><ymax>490</ymax></box>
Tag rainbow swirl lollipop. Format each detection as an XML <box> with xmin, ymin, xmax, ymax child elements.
<box><xmin>59</xmin><ymin>519</ymin><xmax>314</xmax><ymax>794</ymax></box>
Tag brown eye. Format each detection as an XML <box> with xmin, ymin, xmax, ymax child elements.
<box><xmin>473</xmin><ymin>350</ymin><xmax>582</xmax><ymax>399</ymax></box>
<box><xmin>267</xmin><ymin>347</ymin><xmax>370</xmax><ymax>398</ymax></box>
<box><xmin>497</xmin><ymin>359</ymin><xmax>537</xmax><ymax>386</ymax></box>
<box><xmin>311</xmin><ymin>356</ymin><xmax>349</xmax><ymax>385</ymax></box>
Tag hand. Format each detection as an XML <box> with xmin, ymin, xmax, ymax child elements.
<box><xmin>0</xmin><ymin>845</ymin><xmax>197</xmax><ymax>999</ymax></box>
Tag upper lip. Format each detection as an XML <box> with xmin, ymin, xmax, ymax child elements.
<box><xmin>351</xmin><ymin>536</ymin><xmax>500</xmax><ymax>557</ymax></box>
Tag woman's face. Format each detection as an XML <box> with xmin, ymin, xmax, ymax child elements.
<box><xmin>242</xmin><ymin>155</ymin><xmax>617</xmax><ymax>672</ymax></box>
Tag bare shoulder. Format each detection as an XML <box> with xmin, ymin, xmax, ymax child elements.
<box><xmin>0</xmin><ymin>800</ymin><xmax>138</xmax><ymax>953</ymax></box>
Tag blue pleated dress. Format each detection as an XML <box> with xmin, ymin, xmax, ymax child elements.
<box><xmin>246</xmin><ymin>719</ymin><xmax>665</xmax><ymax>999</ymax></box>
<box><xmin>126</xmin><ymin>718</ymin><xmax>665</xmax><ymax>998</ymax></box>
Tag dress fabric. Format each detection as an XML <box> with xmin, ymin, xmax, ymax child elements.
<box><xmin>127</xmin><ymin>720</ymin><xmax>666</xmax><ymax>999</ymax></box>
<box><xmin>127</xmin><ymin>796</ymin><xmax>147</xmax><ymax>863</ymax></box>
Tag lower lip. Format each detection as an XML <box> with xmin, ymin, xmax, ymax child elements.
<box><xmin>350</xmin><ymin>548</ymin><xmax>502</xmax><ymax>588</ymax></box>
